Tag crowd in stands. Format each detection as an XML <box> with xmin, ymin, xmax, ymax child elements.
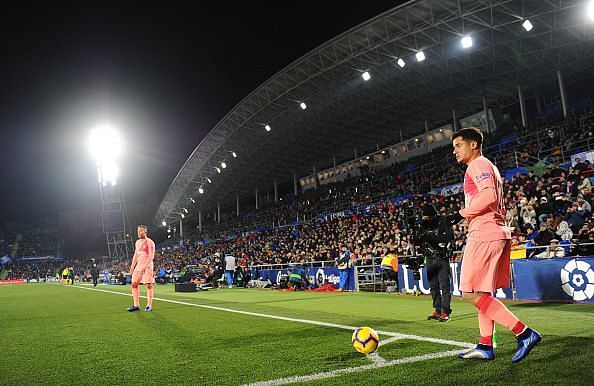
<box><xmin>4</xmin><ymin>104</ymin><xmax>594</xmax><ymax>282</ymax></box>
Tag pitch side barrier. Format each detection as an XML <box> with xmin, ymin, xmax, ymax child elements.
<box><xmin>251</xmin><ymin>247</ymin><xmax>594</xmax><ymax>304</ymax></box>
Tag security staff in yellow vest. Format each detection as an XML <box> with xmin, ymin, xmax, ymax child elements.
<box><xmin>381</xmin><ymin>250</ymin><xmax>399</xmax><ymax>293</ymax></box>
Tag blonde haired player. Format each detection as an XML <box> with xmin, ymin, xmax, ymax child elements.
<box><xmin>127</xmin><ymin>225</ymin><xmax>156</xmax><ymax>312</ymax></box>
<box><xmin>452</xmin><ymin>128</ymin><xmax>541</xmax><ymax>362</ymax></box>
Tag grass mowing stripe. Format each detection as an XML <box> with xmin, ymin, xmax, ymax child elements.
<box><xmin>244</xmin><ymin>349</ymin><xmax>462</xmax><ymax>386</ymax></box>
<box><xmin>65</xmin><ymin>284</ymin><xmax>474</xmax><ymax>349</ymax></box>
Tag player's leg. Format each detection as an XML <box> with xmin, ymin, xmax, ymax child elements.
<box><xmin>472</xmin><ymin>290</ymin><xmax>541</xmax><ymax>362</ymax></box>
<box><xmin>145</xmin><ymin>283</ymin><xmax>153</xmax><ymax>311</ymax></box>
<box><xmin>460</xmin><ymin>240</ymin><xmax>541</xmax><ymax>362</ymax></box>
<box><xmin>426</xmin><ymin>260</ymin><xmax>441</xmax><ymax>320</ymax></box>
<box><xmin>128</xmin><ymin>271</ymin><xmax>141</xmax><ymax>312</ymax></box>
<box><xmin>438</xmin><ymin>259</ymin><xmax>451</xmax><ymax>322</ymax></box>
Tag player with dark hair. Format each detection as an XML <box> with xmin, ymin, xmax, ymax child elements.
<box><xmin>453</xmin><ymin>127</ymin><xmax>541</xmax><ymax>362</ymax></box>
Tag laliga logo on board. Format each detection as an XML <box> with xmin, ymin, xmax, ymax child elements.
<box><xmin>560</xmin><ymin>259</ymin><xmax>594</xmax><ymax>301</ymax></box>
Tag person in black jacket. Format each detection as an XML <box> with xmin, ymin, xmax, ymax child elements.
<box><xmin>415</xmin><ymin>203</ymin><xmax>457</xmax><ymax>322</ymax></box>
<box><xmin>90</xmin><ymin>259</ymin><xmax>99</xmax><ymax>287</ymax></box>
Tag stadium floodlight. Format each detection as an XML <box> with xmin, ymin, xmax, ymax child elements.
<box><xmin>381</xmin><ymin>150</ymin><xmax>386</xmax><ymax>154</ymax></box>
<box><xmin>221</xmin><ymin>162</ymin><xmax>227</xmax><ymax>169</ymax></box>
<box><xmin>265</xmin><ymin>124</ymin><xmax>272</xmax><ymax>132</ymax></box>
<box><xmin>189</xmin><ymin>198</ymin><xmax>196</xmax><ymax>204</ymax></box>
<box><xmin>88</xmin><ymin>124</ymin><xmax>123</xmax><ymax>186</ymax></box>
<box><xmin>162</xmin><ymin>221</ymin><xmax>167</xmax><ymax>227</ymax></box>
<box><xmin>589</xmin><ymin>1</ymin><xmax>594</xmax><ymax>21</ymax></box>
<box><xmin>180</xmin><ymin>213</ymin><xmax>185</xmax><ymax>219</ymax></box>
<box><xmin>522</xmin><ymin>19</ymin><xmax>533</xmax><ymax>31</ymax></box>
<box><xmin>182</xmin><ymin>208</ymin><xmax>188</xmax><ymax>214</ymax></box>
<box><xmin>207</xmin><ymin>178</ymin><xmax>212</xmax><ymax>183</ymax></box>
<box><xmin>232</xmin><ymin>151</ymin><xmax>237</xmax><ymax>158</ymax></box>
<box><xmin>216</xmin><ymin>167</ymin><xmax>221</xmax><ymax>173</ymax></box>
<box><xmin>300</xmin><ymin>102</ymin><xmax>307</xmax><ymax>110</ymax></box>
<box><xmin>198</xmin><ymin>187</ymin><xmax>204</xmax><ymax>194</ymax></box>
<box><xmin>88</xmin><ymin>124</ymin><xmax>122</xmax><ymax>164</ymax></box>
<box><xmin>366</xmin><ymin>156</ymin><xmax>370</xmax><ymax>160</ymax></box>
<box><xmin>397</xmin><ymin>58</ymin><xmax>405</xmax><ymax>68</ymax></box>
<box><xmin>167</xmin><ymin>228</ymin><xmax>171</xmax><ymax>233</ymax></box>
<box><xmin>416</xmin><ymin>51</ymin><xmax>426</xmax><ymax>62</ymax></box>
<box><xmin>461</xmin><ymin>36</ymin><xmax>473</xmax><ymax>48</ymax></box>
<box><xmin>361</xmin><ymin>71</ymin><xmax>370</xmax><ymax>81</ymax></box>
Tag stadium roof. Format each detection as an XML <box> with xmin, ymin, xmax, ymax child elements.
<box><xmin>154</xmin><ymin>0</ymin><xmax>594</xmax><ymax>225</ymax></box>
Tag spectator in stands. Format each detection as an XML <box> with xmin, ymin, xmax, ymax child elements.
<box><xmin>567</xmin><ymin>202</ymin><xmax>586</xmax><ymax>232</ymax></box>
<box><xmin>577</xmin><ymin>195</ymin><xmax>591</xmax><ymax>215</ymax></box>
<box><xmin>335</xmin><ymin>244</ymin><xmax>351</xmax><ymax>291</ymax></box>
<box><xmin>534</xmin><ymin>222</ymin><xmax>555</xmax><ymax>248</ymax></box>
<box><xmin>552</xmin><ymin>214</ymin><xmax>573</xmax><ymax>241</ymax></box>
<box><xmin>224</xmin><ymin>253</ymin><xmax>236</xmax><ymax>288</ymax></box>
<box><xmin>536</xmin><ymin>196</ymin><xmax>552</xmax><ymax>225</ymax></box>
<box><xmin>534</xmin><ymin>239</ymin><xmax>565</xmax><ymax>259</ymax></box>
<box><xmin>525</xmin><ymin>225</ymin><xmax>537</xmax><ymax>241</ymax></box>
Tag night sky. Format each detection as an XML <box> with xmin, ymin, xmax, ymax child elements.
<box><xmin>0</xmin><ymin>1</ymin><xmax>403</xmax><ymax>223</ymax></box>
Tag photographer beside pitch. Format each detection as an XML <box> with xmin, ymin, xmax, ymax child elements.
<box><xmin>452</xmin><ymin>128</ymin><xmax>541</xmax><ymax>362</ymax></box>
<box><xmin>414</xmin><ymin>203</ymin><xmax>455</xmax><ymax>322</ymax></box>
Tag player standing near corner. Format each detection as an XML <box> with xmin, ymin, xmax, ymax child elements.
<box><xmin>452</xmin><ymin>128</ymin><xmax>541</xmax><ymax>363</ymax></box>
<box><xmin>127</xmin><ymin>225</ymin><xmax>155</xmax><ymax>312</ymax></box>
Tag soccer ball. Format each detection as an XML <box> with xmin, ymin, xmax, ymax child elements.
<box><xmin>352</xmin><ymin>326</ymin><xmax>379</xmax><ymax>354</ymax></box>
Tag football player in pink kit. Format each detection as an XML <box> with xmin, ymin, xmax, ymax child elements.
<box><xmin>127</xmin><ymin>225</ymin><xmax>156</xmax><ymax>312</ymax></box>
<box><xmin>452</xmin><ymin>128</ymin><xmax>541</xmax><ymax>362</ymax></box>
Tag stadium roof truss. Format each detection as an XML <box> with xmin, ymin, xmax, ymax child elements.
<box><xmin>154</xmin><ymin>0</ymin><xmax>594</xmax><ymax>225</ymax></box>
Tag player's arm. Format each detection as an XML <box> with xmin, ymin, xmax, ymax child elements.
<box><xmin>130</xmin><ymin>248</ymin><xmax>138</xmax><ymax>274</ymax></box>
<box><xmin>459</xmin><ymin>163</ymin><xmax>498</xmax><ymax>219</ymax></box>
<box><xmin>148</xmin><ymin>239</ymin><xmax>155</xmax><ymax>264</ymax></box>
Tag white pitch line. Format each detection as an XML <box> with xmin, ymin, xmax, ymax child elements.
<box><xmin>66</xmin><ymin>285</ymin><xmax>473</xmax><ymax>349</ymax></box>
<box><xmin>244</xmin><ymin>349</ymin><xmax>463</xmax><ymax>386</ymax></box>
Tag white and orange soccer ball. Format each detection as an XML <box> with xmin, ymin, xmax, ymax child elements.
<box><xmin>351</xmin><ymin>326</ymin><xmax>380</xmax><ymax>354</ymax></box>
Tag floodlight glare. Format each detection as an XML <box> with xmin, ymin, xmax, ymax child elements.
<box><xmin>221</xmin><ymin>162</ymin><xmax>227</xmax><ymax>169</ymax></box>
<box><xmin>216</xmin><ymin>167</ymin><xmax>221</xmax><ymax>173</ymax></box>
<box><xmin>97</xmin><ymin>163</ymin><xmax>119</xmax><ymax>186</ymax></box>
<box><xmin>522</xmin><ymin>19</ymin><xmax>533</xmax><ymax>31</ymax></box>
<box><xmin>199</xmin><ymin>187</ymin><xmax>204</xmax><ymax>194</ymax></box>
<box><xmin>361</xmin><ymin>71</ymin><xmax>371</xmax><ymax>81</ymax></box>
<box><xmin>589</xmin><ymin>1</ymin><xmax>594</xmax><ymax>21</ymax></box>
<box><xmin>232</xmin><ymin>152</ymin><xmax>237</xmax><ymax>158</ymax></box>
<box><xmin>265</xmin><ymin>124</ymin><xmax>272</xmax><ymax>132</ymax></box>
<box><xmin>416</xmin><ymin>51</ymin><xmax>426</xmax><ymax>62</ymax></box>
<box><xmin>88</xmin><ymin>124</ymin><xmax>122</xmax><ymax>164</ymax></box>
<box><xmin>167</xmin><ymin>228</ymin><xmax>171</xmax><ymax>233</ymax></box>
<box><xmin>397</xmin><ymin>58</ymin><xmax>405</xmax><ymax>68</ymax></box>
<box><xmin>182</xmin><ymin>208</ymin><xmax>188</xmax><ymax>214</ymax></box>
<box><xmin>461</xmin><ymin>36</ymin><xmax>473</xmax><ymax>48</ymax></box>
<box><xmin>300</xmin><ymin>102</ymin><xmax>307</xmax><ymax>110</ymax></box>
<box><xmin>207</xmin><ymin>178</ymin><xmax>212</xmax><ymax>184</ymax></box>
<box><xmin>181</xmin><ymin>213</ymin><xmax>185</xmax><ymax>219</ymax></box>
<box><xmin>162</xmin><ymin>221</ymin><xmax>167</xmax><ymax>226</ymax></box>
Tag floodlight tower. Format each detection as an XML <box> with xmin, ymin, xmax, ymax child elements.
<box><xmin>88</xmin><ymin>124</ymin><xmax>133</xmax><ymax>261</ymax></box>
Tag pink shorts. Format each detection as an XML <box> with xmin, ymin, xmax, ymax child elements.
<box><xmin>460</xmin><ymin>239</ymin><xmax>511</xmax><ymax>293</ymax></box>
<box><xmin>132</xmin><ymin>265</ymin><xmax>155</xmax><ymax>284</ymax></box>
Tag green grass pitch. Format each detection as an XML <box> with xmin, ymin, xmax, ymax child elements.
<box><xmin>1</xmin><ymin>283</ymin><xmax>592</xmax><ymax>385</ymax></box>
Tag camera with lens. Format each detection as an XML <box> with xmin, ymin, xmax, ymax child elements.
<box><xmin>399</xmin><ymin>201</ymin><xmax>425</xmax><ymax>281</ymax></box>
